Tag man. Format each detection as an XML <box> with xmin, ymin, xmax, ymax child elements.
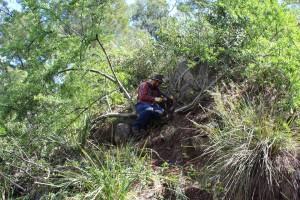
<box><xmin>132</xmin><ymin>74</ymin><xmax>166</xmax><ymax>136</ymax></box>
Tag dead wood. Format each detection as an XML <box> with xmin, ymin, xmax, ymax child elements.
<box><xmin>92</xmin><ymin>112</ymin><xmax>136</xmax><ymax>125</ymax></box>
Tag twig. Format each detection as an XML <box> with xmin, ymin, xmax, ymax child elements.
<box><xmin>16</xmin><ymin>55</ymin><xmax>25</xmax><ymax>68</ymax></box>
<box><xmin>0</xmin><ymin>171</ymin><xmax>26</xmax><ymax>192</ymax></box>
<box><xmin>0</xmin><ymin>8</ymin><xmax>13</xmax><ymax>17</ymax></box>
<box><xmin>105</xmin><ymin>95</ymin><xmax>112</xmax><ymax>112</ymax></box>
<box><xmin>57</xmin><ymin>68</ymin><xmax>116</xmax><ymax>83</ymax></box>
<box><xmin>147</xmin><ymin>148</ymin><xmax>167</xmax><ymax>163</ymax></box>
<box><xmin>168</xmin><ymin>0</ymin><xmax>177</xmax><ymax>13</ymax></box>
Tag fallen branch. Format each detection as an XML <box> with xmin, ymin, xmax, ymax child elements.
<box><xmin>92</xmin><ymin>112</ymin><xmax>137</xmax><ymax>123</ymax></box>
<box><xmin>57</xmin><ymin>68</ymin><xmax>116</xmax><ymax>83</ymax></box>
<box><xmin>91</xmin><ymin>111</ymin><xmax>136</xmax><ymax>132</ymax></box>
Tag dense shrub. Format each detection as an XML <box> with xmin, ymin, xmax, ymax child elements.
<box><xmin>200</xmin><ymin>86</ymin><xmax>299</xmax><ymax>200</ymax></box>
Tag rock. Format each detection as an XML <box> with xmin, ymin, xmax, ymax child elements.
<box><xmin>166</xmin><ymin>60</ymin><xmax>213</xmax><ymax>105</ymax></box>
<box><xmin>114</xmin><ymin>123</ymin><xmax>131</xmax><ymax>144</ymax></box>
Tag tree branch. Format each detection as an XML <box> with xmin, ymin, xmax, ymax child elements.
<box><xmin>92</xmin><ymin>112</ymin><xmax>136</xmax><ymax>123</ymax></box>
<box><xmin>16</xmin><ymin>55</ymin><xmax>25</xmax><ymax>68</ymax></box>
<box><xmin>95</xmin><ymin>34</ymin><xmax>132</xmax><ymax>101</ymax></box>
<box><xmin>57</xmin><ymin>68</ymin><xmax>116</xmax><ymax>83</ymax></box>
<box><xmin>0</xmin><ymin>7</ymin><xmax>13</xmax><ymax>17</ymax></box>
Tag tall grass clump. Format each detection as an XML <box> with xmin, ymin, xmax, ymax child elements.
<box><xmin>39</xmin><ymin>144</ymin><xmax>157</xmax><ymax>199</ymax></box>
<box><xmin>202</xmin><ymin>86</ymin><xmax>299</xmax><ymax>200</ymax></box>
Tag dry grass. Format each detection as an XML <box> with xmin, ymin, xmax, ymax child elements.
<box><xmin>199</xmin><ymin>87</ymin><xmax>300</xmax><ymax>200</ymax></box>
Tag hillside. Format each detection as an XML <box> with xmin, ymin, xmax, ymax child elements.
<box><xmin>0</xmin><ymin>0</ymin><xmax>300</xmax><ymax>199</ymax></box>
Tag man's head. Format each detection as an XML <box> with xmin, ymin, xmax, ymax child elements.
<box><xmin>150</xmin><ymin>74</ymin><xmax>164</xmax><ymax>87</ymax></box>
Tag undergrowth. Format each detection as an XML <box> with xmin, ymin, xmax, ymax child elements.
<box><xmin>198</xmin><ymin>86</ymin><xmax>300</xmax><ymax>200</ymax></box>
<box><xmin>0</xmin><ymin>135</ymin><xmax>186</xmax><ymax>200</ymax></box>
<box><xmin>36</xmin><ymin>144</ymin><xmax>157</xmax><ymax>199</ymax></box>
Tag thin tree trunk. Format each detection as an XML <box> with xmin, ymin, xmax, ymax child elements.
<box><xmin>95</xmin><ymin>34</ymin><xmax>133</xmax><ymax>104</ymax></box>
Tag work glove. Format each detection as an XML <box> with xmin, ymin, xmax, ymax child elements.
<box><xmin>154</xmin><ymin>97</ymin><xmax>163</xmax><ymax>103</ymax></box>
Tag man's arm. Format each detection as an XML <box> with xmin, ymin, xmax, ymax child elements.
<box><xmin>158</xmin><ymin>89</ymin><xmax>173</xmax><ymax>101</ymax></box>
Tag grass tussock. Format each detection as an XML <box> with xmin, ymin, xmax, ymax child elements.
<box><xmin>38</xmin><ymin>144</ymin><xmax>158</xmax><ymax>199</ymax></box>
<box><xmin>200</xmin><ymin>86</ymin><xmax>300</xmax><ymax>200</ymax></box>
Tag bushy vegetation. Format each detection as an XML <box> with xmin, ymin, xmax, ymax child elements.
<box><xmin>0</xmin><ymin>0</ymin><xmax>299</xmax><ymax>199</ymax></box>
<box><xmin>159</xmin><ymin>0</ymin><xmax>300</xmax><ymax>107</ymax></box>
<box><xmin>39</xmin><ymin>145</ymin><xmax>157</xmax><ymax>199</ymax></box>
<box><xmin>200</xmin><ymin>86</ymin><xmax>299</xmax><ymax>199</ymax></box>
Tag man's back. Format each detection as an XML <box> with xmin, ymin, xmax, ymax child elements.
<box><xmin>137</xmin><ymin>81</ymin><xmax>161</xmax><ymax>104</ymax></box>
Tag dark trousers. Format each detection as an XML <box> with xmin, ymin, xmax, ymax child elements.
<box><xmin>132</xmin><ymin>102</ymin><xmax>164</xmax><ymax>130</ymax></box>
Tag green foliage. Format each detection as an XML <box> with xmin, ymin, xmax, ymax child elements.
<box><xmin>1</xmin><ymin>0</ymin><xmax>300</xmax><ymax>198</ymax></box>
<box><xmin>158</xmin><ymin>0</ymin><xmax>300</xmax><ymax>108</ymax></box>
<box><xmin>0</xmin><ymin>1</ymin><xmax>154</xmax><ymax>197</ymax></box>
<box><xmin>221</xmin><ymin>0</ymin><xmax>300</xmax><ymax>107</ymax></box>
<box><xmin>131</xmin><ymin>0</ymin><xmax>169</xmax><ymax>39</ymax></box>
<box><xmin>0</xmin><ymin>0</ymin><xmax>141</xmax><ymax>145</ymax></box>
<box><xmin>0</xmin><ymin>125</ymin><xmax>6</xmax><ymax>136</ymax></box>
<box><xmin>39</xmin><ymin>145</ymin><xmax>156</xmax><ymax>199</ymax></box>
<box><xmin>198</xmin><ymin>88</ymin><xmax>299</xmax><ymax>199</ymax></box>
<box><xmin>210</xmin><ymin>89</ymin><xmax>295</xmax><ymax>152</ymax></box>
